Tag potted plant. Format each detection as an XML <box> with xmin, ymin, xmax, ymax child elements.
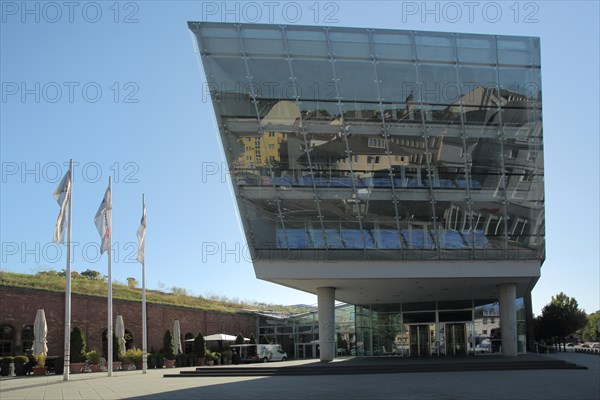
<box><xmin>70</xmin><ymin>326</ymin><xmax>86</xmax><ymax>373</ymax></box>
<box><xmin>222</xmin><ymin>350</ymin><xmax>233</xmax><ymax>365</ymax></box>
<box><xmin>33</xmin><ymin>354</ymin><xmax>47</xmax><ymax>375</ymax></box>
<box><xmin>163</xmin><ymin>329</ymin><xmax>176</xmax><ymax>368</ymax></box>
<box><xmin>119</xmin><ymin>350</ymin><xmax>131</xmax><ymax>371</ymax></box>
<box><xmin>204</xmin><ymin>350</ymin><xmax>214</xmax><ymax>366</ymax></box>
<box><xmin>127</xmin><ymin>348</ymin><xmax>143</xmax><ymax>370</ymax></box>
<box><xmin>155</xmin><ymin>352</ymin><xmax>164</xmax><ymax>369</ymax></box>
<box><xmin>112</xmin><ymin>333</ymin><xmax>122</xmax><ymax>371</ymax></box>
<box><xmin>1</xmin><ymin>356</ymin><xmax>13</xmax><ymax>376</ymax></box>
<box><xmin>147</xmin><ymin>353</ymin><xmax>156</xmax><ymax>369</ymax></box>
<box><xmin>13</xmin><ymin>355</ymin><xmax>29</xmax><ymax>376</ymax></box>
<box><xmin>86</xmin><ymin>350</ymin><xmax>101</xmax><ymax>372</ymax></box>
<box><xmin>193</xmin><ymin>331</ymin><xmax>206</xmax><ymax>366</ymax></box>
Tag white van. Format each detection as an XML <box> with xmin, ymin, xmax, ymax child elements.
<box><xmin>231</xmin><ymin>344</ymin><xmax>288</xmax><ymax>363</ymax></box>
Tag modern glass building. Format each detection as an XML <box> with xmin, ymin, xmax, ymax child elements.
<box><xmin>188</xmin><ymin>22</ymin><xmax>544</xmax><ymax>360</ymax></box>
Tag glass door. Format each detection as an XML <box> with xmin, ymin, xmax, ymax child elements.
<box><xmin>409</xmin><ymin>324</ymin><xmax>430</xmax><ymax>356</ymax></box>
<box><xmin>445</xmin><ymin>323</ymin><xmax>467</xmax><ymax>355</ymax></box>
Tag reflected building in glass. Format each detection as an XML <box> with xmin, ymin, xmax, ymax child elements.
<box><xmin>188</xmin><ymin>22</ymin><xmax>544</xmax><ymax>360</ymax></box>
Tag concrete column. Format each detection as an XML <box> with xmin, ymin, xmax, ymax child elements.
<box><xmin>317</xmin><ymin>287</ymin><xmax>336</xmax><ymax>362</ymax></box>
<box><xmin>498</xmin><ymin>283</ymin><xmax>517</xmax><ymax>357</ymax></box>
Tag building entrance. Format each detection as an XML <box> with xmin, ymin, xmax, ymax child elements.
<box><xmin>445</xmin><ymin>323</ymin><xmax>467</xmax><ymax>355</ymax></box>
<box><xmin>409</xmin><ymin>324</ymin><xmax>433</xmax><ymax>356</ymax></box>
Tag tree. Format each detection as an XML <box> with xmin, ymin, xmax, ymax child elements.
<box><xmin>193</xmin><ymin>331</ymin><xmax>206</xmax><ymax>358</ymax></box>
<box><xmin>235</xmin><ymin>333</ymin><xmax>245</xmax><ymax>345</ymax></box>
<box><xmin>582</xmin><ymin>311</ymin><xmax>600</xmax><ymax>342</ymax></box>
<box><xmin>260</xmin><ymin>335</ymin><xmax>271</xmax><ymax>344</ymax></box>
<box><xmin>70</xmin><ymin>326</ymin><xmax>86</xmax><ymax>363</ymax></box>
<box><xmin>113</xmin><ymin>333</ymin><xmax>121</xmax><ymax>362</ymax></box>
<box><xmin>80</xmin><ymin>269</ymin><xmax>102</xmax><ymax>280</ymax></box>
<box><xmin>163</xmin><ymin>329</ymin><xmax>175</xmax><ymax>360</ymax></box>
<box><xmin>535</xmin><ymin>292</ymin><xmax>588</xmax><ymax>350</ymax></box>
<box><xmin>247</xmin><ymin>333</ymin><xmax>258</xmax><ymax>357</ymax></box>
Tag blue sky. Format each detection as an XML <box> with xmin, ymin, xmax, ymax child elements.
<box><xmin>1</xmin><ymin>1</ymin><xmax>598</xmax><ymax>314</ymax></box>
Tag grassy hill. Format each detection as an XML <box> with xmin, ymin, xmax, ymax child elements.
<box><xmin>0</xmin><ymin>270</ymin><xmax>308</xmax><ymax>314</ymax></box>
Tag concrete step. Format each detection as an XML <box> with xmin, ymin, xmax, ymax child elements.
<box><xmin>164</xmin><ymin>359</ymin><xmax>585</xmax><ymax>377</ymax></box>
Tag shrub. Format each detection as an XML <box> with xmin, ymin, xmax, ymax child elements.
<box><xmin>204</xmin><ymin>349</ymin><xmax>214</xmax><ymax>361</ymax></box>
<box><xmin>155</xmin><ymin>353</ymin><xmax>164</xmax><ymax>368</ymax></box>
<box><xmin>113</xmin><ymin>333</ymin><xmax>121</xmax><ymax>362</ymax></box>
<box><xmin>54</xmin><ymin>357</ymin><xmax>64</xmax><ymax>374</ymax></box>
<box><xmin>86</xmin><ymin>350</ymin><xmax>100</xmax><ymax>365</ymax></box>
<box><xmin>71</xmin><ymin>326</ymin><xmax>86</xmax><ymax>363</ymax></box>
<box><xmin>1</xmin><ymin>357</ymin><xmax>14</xmax><ymax>376</ymax></box>
<box><xmin>260</xmin><ymin>335</ymin><xmax>271</xmax><ymax>344</ymax></box>
<box><xmin>147</xmin><ymin>353</ymin><xmax>156</xmax><ymax>369</ymax></box>
<box><xmin>124</xmin><ymin>348</ymin><xmax>143</xmax><ymax>364</ymax></box>
<box><xmin>163</xmin><ymin>330</ymin><xmax>175</xmax><ymax>360</ymax></box>
<box><xmin>175</xmin><ymin>353</ymin><xmax>184</xmax><ymax>368</ymax></box>
<box><xmin>35</xmin><ymin>353</ymin><xmax>46</xmax><ymax>368</ymax></box>
<box><xmin>13</xmin><ymin>355</ymin><xmax>29</xmax><ymax>376</ymax></box>
<box><xmin>193</xmin><ymin>331</ymin><xmax>206</xmax><ymax>358</ymax></box>
<box><xmin>235</xmin><ymin>333</ymin><xmax>245</xmax><ymax>344</ymax></box>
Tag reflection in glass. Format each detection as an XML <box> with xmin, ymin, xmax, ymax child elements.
<box><xmin>194</xmin><ymin>24</ymin><xmax>543</xmax><ymax>260</ymax></box>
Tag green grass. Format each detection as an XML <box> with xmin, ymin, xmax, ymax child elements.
<box><xmin>0</xmin><ymin>271</ymin><xmax>309</xmax><ymax>314</ymax></box>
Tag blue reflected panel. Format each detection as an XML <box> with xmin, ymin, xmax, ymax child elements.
<box><xmin>277</xmin><ymin>228</ymin><xmax>309</xmax><ymax>249</ymax></box>
<box><xmin>341</xmin><ymin>229</ymin><xmax>375</xmax><ymax>249</ymax></box>
<box><xmin>372</xmin><ymin>229</ymin><xmax>403</xmax><ymax>249</ymax></box>
<box><xmin>402</xmin><ymin>228</ymin><xmax>434</xmax><ymax>249</ymax></box>
<box><xmin>434</xmin><ymin>230</ymin><xmax>468</xmax><ymax>249</ymax></box>
<box><xmin>308</xmin><ymin>228</ymin><xmax>343</xmax><ymax>249</ymax></box>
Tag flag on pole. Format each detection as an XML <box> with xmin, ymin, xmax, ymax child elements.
<box><xmin>94</xmin><ymin>184</ymin><xmax>112</xmax><ymax>254</ymax></box>
<box><xmin>52</xmin><ymin>169</ymin><xmax>71</xmax><ymax>244</ymax></box>
<box><xmin>137</xmin><ymin>198</ymin><xmax>146</xmax><ymax>264</ymax></box>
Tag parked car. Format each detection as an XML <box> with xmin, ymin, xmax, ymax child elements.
<box><xmin>566</xmin><ymin>343</ymin><xmax>575</xmax><ymax>352</ymax></box>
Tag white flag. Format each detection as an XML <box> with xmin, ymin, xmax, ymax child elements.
<box><xmin>94</xmin><ymin>184</ymin><xmax>112</xmax><ymax>254</ymax></box>
<box><xmin>137</xmin><ymin>200</ymin><xmax>146</xmax><ymax>264</ymax></box>
<box><xmin>52</xmin><ymin>170</ymin><xmax>71</xmax><ymax>244</ymax></box>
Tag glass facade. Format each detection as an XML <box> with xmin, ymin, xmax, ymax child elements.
<box><xmin>257</xmin><ymin>299</ymin><xmax>527</xmax><ymax>358</ymax></box>
<box><xmin>190</xmin><ymin>22</ymin><xmax>544</xmax><ymax>261</ymax></box>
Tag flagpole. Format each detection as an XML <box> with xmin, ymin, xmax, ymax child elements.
<box><xmin>141</xmin><ymin>194</ymin><xmax>147</xmax><ymax>374</ymax></box>
<box><xmin>63</xmin><ymin>159</ymin><xmax>73</xmax><ymax>381</ymax></box>
<box><xmin>107</xmin><ymin>176</ymin><xmax>113</xmax><ymax>377</ymax></box>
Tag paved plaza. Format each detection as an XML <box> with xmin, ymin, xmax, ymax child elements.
<box><xmin>1</xmin><ymin>353</ymin><xmax>598</xmax><ymax>400</ymax></box>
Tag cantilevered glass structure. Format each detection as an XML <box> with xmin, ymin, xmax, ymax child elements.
<box><xmin>188</xmin><ymin>22</ymin><xmax>544</xmax><ymax>360</ymax></box>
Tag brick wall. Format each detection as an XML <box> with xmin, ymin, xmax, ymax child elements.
<box><xmin>0</xmin><ymin>286</ymin><xmax>257</xmax><ymax>356</ymax></box>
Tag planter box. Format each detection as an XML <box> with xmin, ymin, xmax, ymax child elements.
<box><xmin>164</xmin><ymin>359</ymin><xmax>176</xmax><ymax>368</ymax></box>
<box><xmin>90</xmin><ymin>364</ymin><xmax>101</xmax><ymax>373</ymax></box>
<box><xmin>33</xmin><ymin>366</ymin><xmax>47</xmax><ymax>376</ymax></box>
<box><xmin>70</xmin><ymin>362</ymin><xmax>85</xmax><ymax>374</ymax></box>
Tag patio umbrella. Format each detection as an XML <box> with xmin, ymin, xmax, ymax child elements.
<box><xmin>33</xmin><ymin>308</ymin><xmax>48</xmax><ymax>356</ymax></box>
<box><xmin>204</xmin><ymin>333</ymin><xmax>238</xmax><ymax>341</ymax></box>
<box><xmin>115</xmin><ymin>315</ymin><xmax>126</xmax><ymax>355</ymax></box>
<box><xmin>173</xmin><ymin>320</ymin><xmax>182</xmax><ymax>354</ymax></box>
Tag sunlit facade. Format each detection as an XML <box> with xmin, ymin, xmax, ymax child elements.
<box><xmin>189</xmin><ymin>22</ymin><xmax>544</xmax><ymax>360</ymax></box>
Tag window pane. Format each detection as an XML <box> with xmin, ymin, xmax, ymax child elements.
<box><xmin>373</xmin><ymin>31</ymin><xmax>415</xmax><ymax>61</ymax></box>
<box><xmin>416</xmin><ymin>33</ymin><xmax>455</xmax><ymax>62</ymax></box>
<box><xmin>457</xmin><ymin>35</ymin><xmax>496</xmax><ymax>64</ymax></box>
